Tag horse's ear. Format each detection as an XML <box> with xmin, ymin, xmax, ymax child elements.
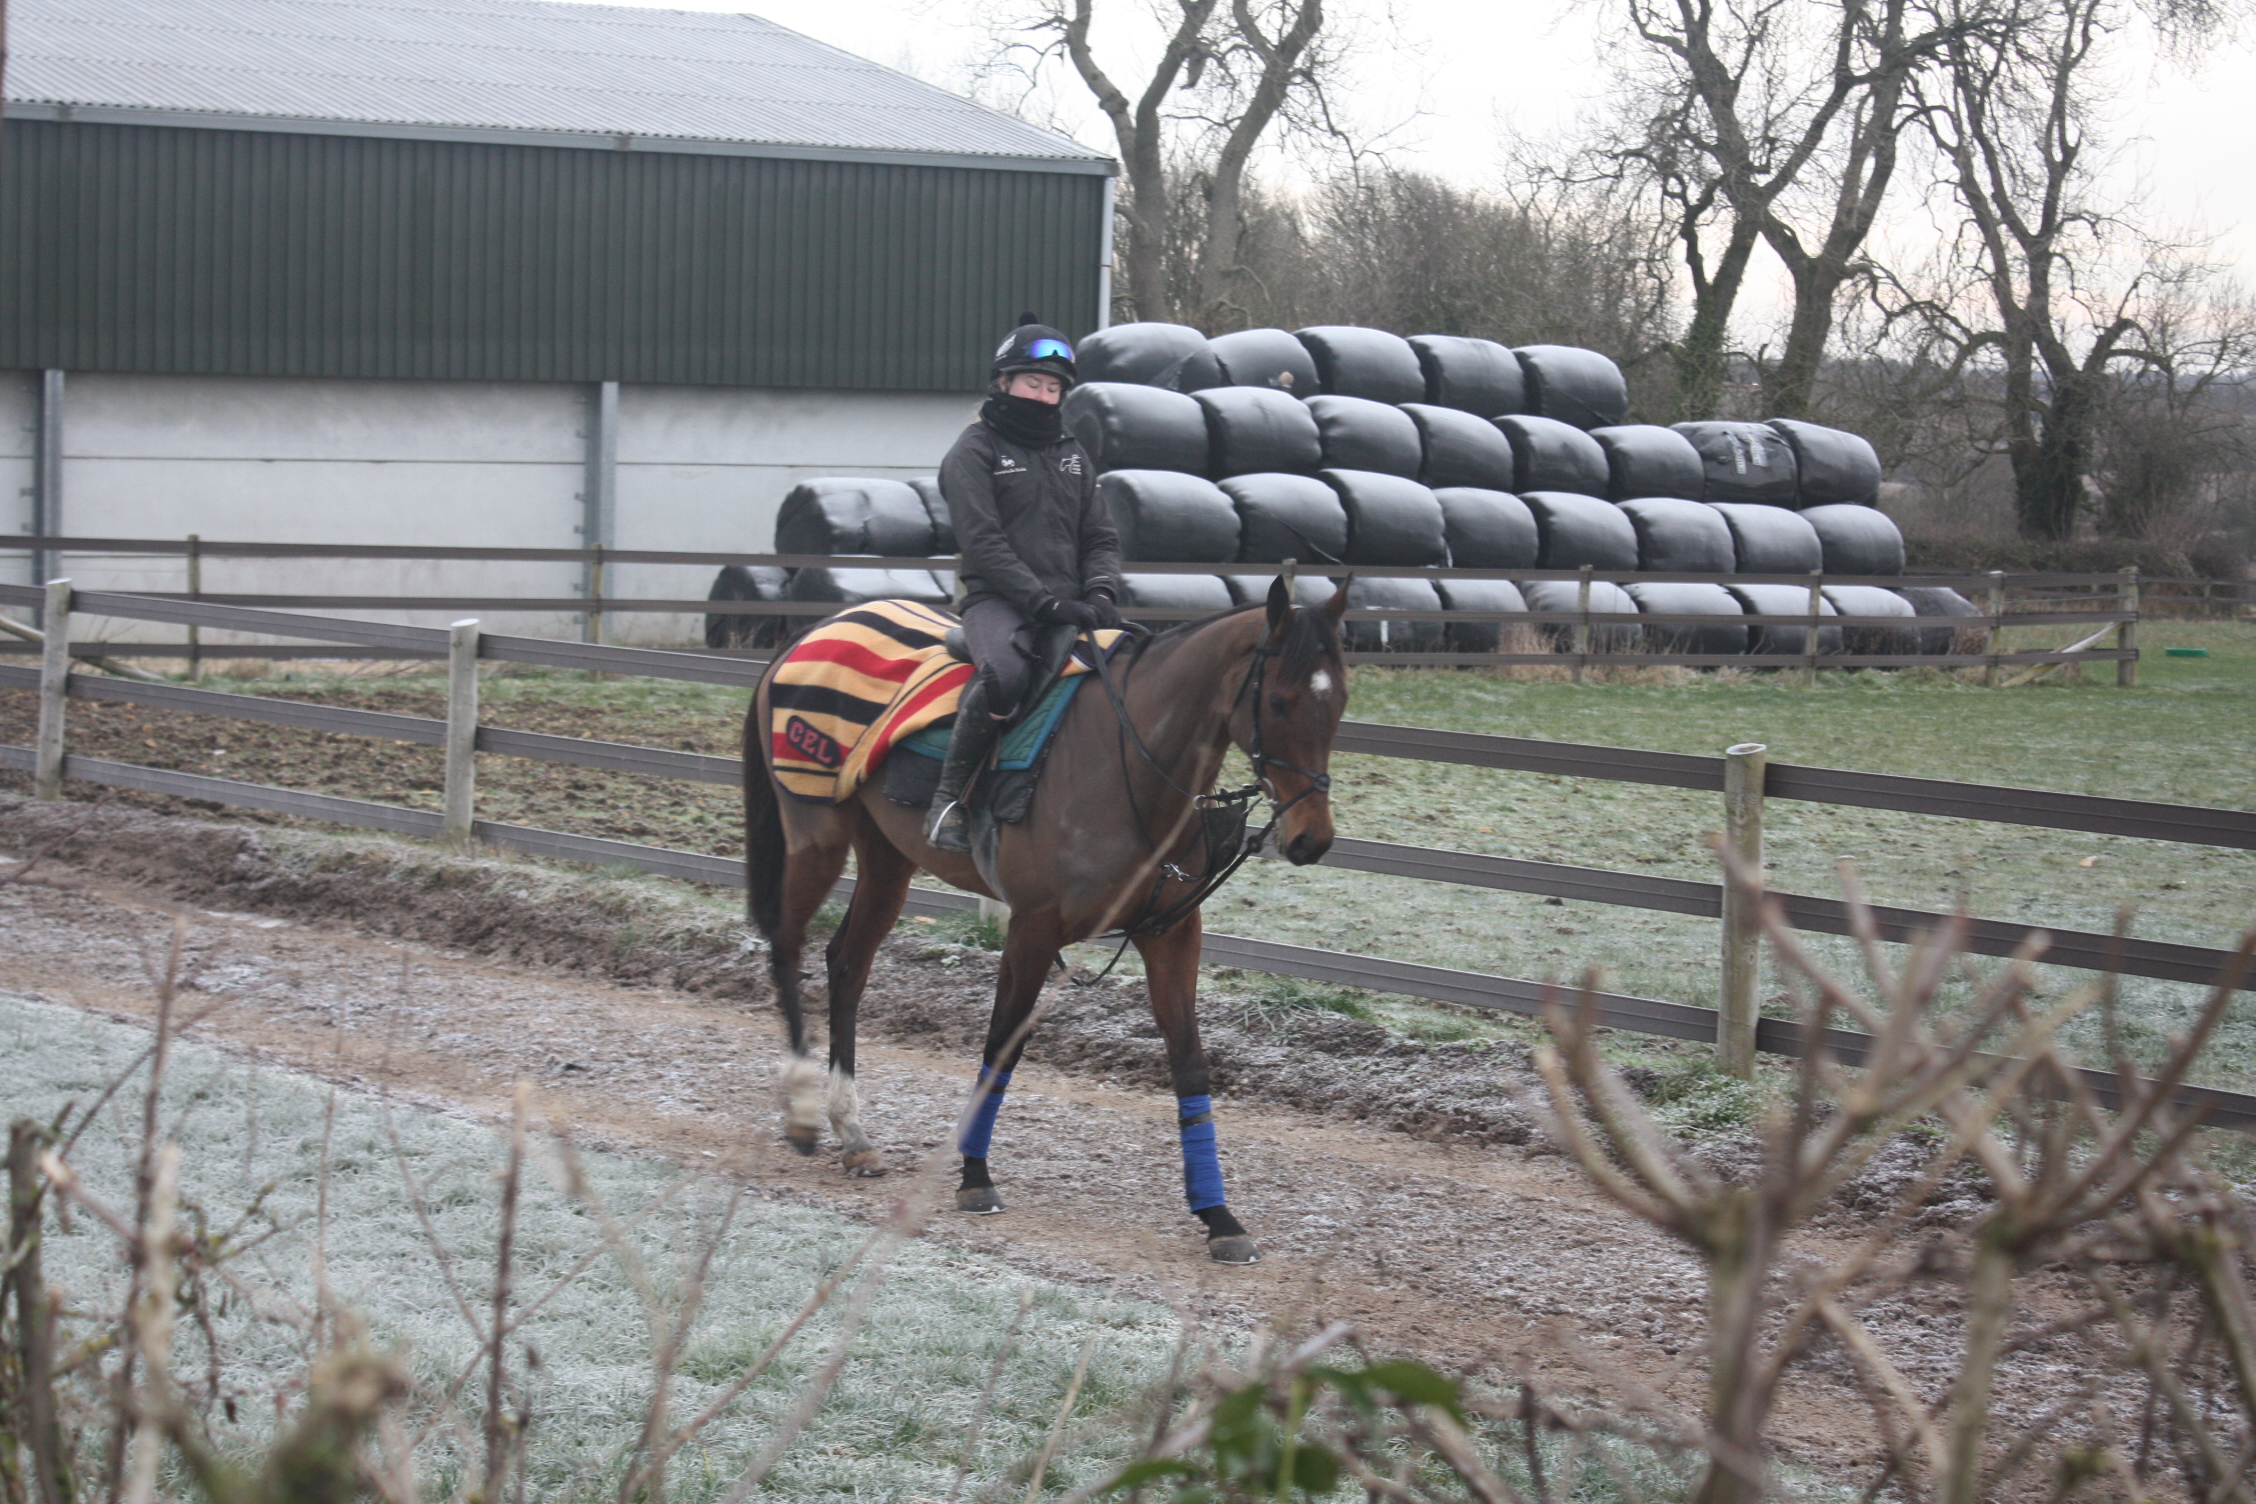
<box><xmin>1265</xmin><ymin>574</ymin><xmax>1291</xmax><ymax>636</ymax></box>
<box><xmin>1323</xmin><ymin>576</ymin><xmax>1352</xmax><ymax>624</ymax></box>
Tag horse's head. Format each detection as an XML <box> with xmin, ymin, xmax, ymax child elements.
<box><xmin>1235</xmin><ymin>576</ymin><xmax>1350</xmax><ymax>866</ymax></box>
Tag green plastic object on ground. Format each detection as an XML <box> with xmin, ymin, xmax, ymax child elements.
<box><xmin>2164</xmin><ymin>647</ymin><xmax>2209</xmax><ymax>657</ymax></box>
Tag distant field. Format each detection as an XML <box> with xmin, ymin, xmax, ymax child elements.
<box><xmin>4</xmin><ymin>617</ymin><xmax>2250</xmax><ymax>1086</ymax></box>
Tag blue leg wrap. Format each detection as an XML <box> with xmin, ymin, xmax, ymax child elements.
<box><xmin>1178</xmin><ymin>1094</ymin><xmax>1226</xmax><ymax>1212</ymax></box>
<box><xmin>958</xmin><ymin>1066</ymin><xmax>1012</xmax><ymax>1158</ymax></box>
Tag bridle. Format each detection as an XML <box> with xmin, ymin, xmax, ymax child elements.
<box><xmin>1079</xmin><ymin>610</ymin><xmax>1334</xmax><ymax>961</ymax></box>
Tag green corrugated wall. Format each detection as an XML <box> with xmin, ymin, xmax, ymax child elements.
<box><xmin>0</xmin><ymin>119</ymin><xmax>1106</xmax><ymax>390</ymax></box>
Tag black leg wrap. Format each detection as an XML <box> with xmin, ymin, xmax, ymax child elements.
<box><xmin>959</xmin><ymin>1156</ymin><xmax>993</xmax><ymax>1191</ymax></box>
<box><xmin>1196</xmin><ymin>1205</ymin><xmax>1247</xmax><ymax>1240</ymax></box>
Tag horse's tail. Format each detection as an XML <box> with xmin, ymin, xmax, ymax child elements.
<box><xmin>742</xmin><ymin>697</ymin><xmax>787</xmax><ymax>941</ymax></box>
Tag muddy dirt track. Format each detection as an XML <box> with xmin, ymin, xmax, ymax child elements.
<box><xmin>0</xmin><ymin>797</ymin><xmax>2120</xmax><ymax>1488</ymax></box>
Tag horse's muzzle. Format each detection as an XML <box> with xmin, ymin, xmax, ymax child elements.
<box><xmin>1283</xmin><ymin>828</ymin><xmax>1333</xmax><ymax>866</ymax></box>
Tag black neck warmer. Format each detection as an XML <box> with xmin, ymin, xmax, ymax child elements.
<box><xmin>982</xmin><ymin>392</ymin><xmax>1064</xmax><ymax>446</ymax></box>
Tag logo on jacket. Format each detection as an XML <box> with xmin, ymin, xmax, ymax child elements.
<box><xmin>994</xmin><ymin>454</ymin><xmax>1027</xmax><ymax>475</ymax></box>
<box><xmin>1058</xmin><ymin>452</ymin><xmax>1084</xmax><ymax>476</ymax></box>
<box><xmin>782</xmin><ymin>715</ymin><xmax>844</xmax><ymax>768</ymax></box>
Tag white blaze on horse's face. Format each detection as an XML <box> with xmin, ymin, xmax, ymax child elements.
<box><xmin>1308</xmin><ymin>669</ymin><xmax>1333</xmax><ymax>697</ymax></box>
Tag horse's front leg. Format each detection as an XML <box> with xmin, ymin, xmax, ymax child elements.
<box><xmin>955</xmin><ymin>906</ymin><xmax>1063</xmax><ymax>1214</ymax></box>
<box><xmin>1135</xmin><ymin>910</ymin><xmax>1257</xmax><ymax>1264</ymax></box>
<box><xmin>822</xmin><ymin>820</ymin><xmax>915</xmax><ymax>1176</ymax></box>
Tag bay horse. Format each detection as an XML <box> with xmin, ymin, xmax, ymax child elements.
<box><xmin>741</xmin><ymin>577</ymin><xmax>1348</xmax><ymax>1263</ymax></box>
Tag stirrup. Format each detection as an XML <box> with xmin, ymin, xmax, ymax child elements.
<box><xmin>926</xmin><ymin>797</ymin><xmax>971</xmax><ymax>852</ymax></box>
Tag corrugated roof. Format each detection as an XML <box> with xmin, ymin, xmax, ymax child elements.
<box><xmin>4</xmin><ymin>0</ymin><xmax>1113</xmax><ymax>169</ymax></box>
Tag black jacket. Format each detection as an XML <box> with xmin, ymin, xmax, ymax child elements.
<box><xmin>939</xmin><ymin>419</ymin><xmax>1123</xmax><ymax>615</ymax></box>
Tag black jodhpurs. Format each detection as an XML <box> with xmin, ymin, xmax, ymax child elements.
<box><xmin>961</xmin><ymin>597</ymin><xmax>1038</xmax><ymax>715</ymax></box>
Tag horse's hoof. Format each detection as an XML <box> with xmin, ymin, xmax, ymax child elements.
<box><xmin>842</xmin><ymin>1150</ymin><xmax>888</xmax><ymax>1178</ymax></box>
<box><xmin>783</xmin><ymin>1127</ymin><xmax>820</xmax><ymax>1156</ymax></box>
<box><xmin>955</xmin><ymin>1187</ymin><xmax>1005</xmax><ymax>1214</ymax></box>
<box><xmin>1207</xmin><ymin>1235</ymin><xmax>1260</xmax><ymax>1265</ymax></box>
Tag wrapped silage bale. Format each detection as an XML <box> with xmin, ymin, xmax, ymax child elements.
<box><xmin>1800</xmin><ymin>503</ymin><xmax>1905</xmax><ymax>576</ymax></box>
<box><xmin>1224</xmin><ymin>573</ymin><xmax>1288</xmax><ymax>606</ymax></box>
<box><xmin>1523</xmin><ymin>491</ymin><xmax>1640</xmax><ymax>570</ymax></box>
<box><xmin>1619</xmin><ymin>497</ymin><xmax>1737</xmax><ymax>573</ymax></box>
<box><xmin>1494</xmin><ymin>414</ymin><xmax>1611</xmax><ymax>496</ymax></box>
<box><xmin>1404</xmin><ymin>403</ymin><xmax>1519</xmax><ymax>491</ymax></box>
<box><xmin>1821</xmin><ymin>585</ymin><xmax>1920</xmax><ymax>658</ymax></box>
<box><xmin>908</xmin><ymin>477</ymin><xmax>955</xmax><ymax>553</ymax></box>
<box><xmin>1322</xmin><ymin>470</ymin><xmax>1448</xmax><ymax>566</ymax></box>
<box><xmin>1674</xmin><ymin>422</ymin><xmax>1800</xmax><ymax>507</ymax></box>
<box><xmin>1435</xmin><ymin>577</ymin><xmax>1528</xmax><ymax>653</ymax></box>
<box><xmin>1296</xmin><ymin>326</ymin><xmax>1427</xmax><ymax>405</ymax></box>
<box><xmin>1077</xmin><ymin>322</ymin><xmax>1207</xmax><ymax>386</ymax></box>
<box><xmin>1166</xmin><ymin>328</ymin><xmax>1319</xmax><ymax>394</ymax></box>
<box><xmin>1591</xmin><ymin>425</ymin><xmax>1706</xmax><ymax>502</ymax></box>
<box><xmin>787</xmin><ymin>566</ymin><xmax>953</xmax><ymax>607</ymax></box>
<box><xmin>1897</xmin><ymin>586</ymin><xmax>1983</xmax><ymax>655</ymax></box>
<box><xmin>1063</xmin><ymin>383</ymin><xmax>1212</xmax><ymax>475</ymax></box>
<box><xmin>1767</xmin><ymin>419</ymin><xmax>1882</xmax><ymax>507</ymax></box>
<box><xmin>1196</xmin><ymin>387</ymin><xmax>1322</xmax><ymax>477</ymax></box>
<box><xmin>1098</xmin><ymin>471</ymin><xmax>1241</xmax><ymax>564</ymax></box>
<box><xmin>1222</xmin><ymin>473</ymin><xmax>1350</xmax><ymax>564</ymax></box>
<box><xmin>1709</xmin><ymin>502</ymin><xmax>1824</xmax><ymax>574</ymax></box>
<box><xmin>1408</xmin><ymin>334</ymin><xmax>1525</xmax><ymax>417</ymax></box>
<box><xmin>776</xmin><ymin>478</ymin><xmax>936</xmax><ymax>556</ymax></box>
<box><xmin>1434</xmin><ymin>487</ymin><xmax>1540</xmax><ymax>569</ymax></box>
<box><xmin>1514</xmin><ymin>345</ymin><xmax>1629</xmax><ymax>429</ymax></box>
<box><xmin>1121</xmin><ymin>573</ymin><xmax>1236</xmax><ymax>616</ymax></box>
<box><xmin>1306</xmin><ymin>394</ymin><xmax>1423</xmax><ymax>478</ymax></box>
<box><xmin>1341</xmin><ymin>576</ymin><xmax>1446</xmax><ymax>653</ymax></box>
<box><xmin>1726</xmin><ymin>583</ymin><xmax>1842</xmax><ymax>658</ymax></box>
<box><xmin>705</xmin><ymin>564</ymin><xmax>790</xmax><ymax>649</ymax></box>
<box><xmin>1521</xmin><ymin>578</ymin><xmax>1640</xmax><ymax>651</ymax></box>
<box><xmin>1624</xmin><ymin>582</ymin><xmax>1750</xmax><ymax>656</ymax></box>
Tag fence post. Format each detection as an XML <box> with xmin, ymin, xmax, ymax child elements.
<box><xmin>1983</xmin><ymin>570</ymin><xmax>2007</xmax><ymax>686</ymax></box>
<box><xmin>33</xmin><ymin>580</ymin><xmax>71</xmax><ymax>801</ymax></box>
<box><xmin>444</xmin><ymin>618</ymin><xmax>480</xmax><ymax>842</ymax></box>
<box><xmin>2117</xmin><ymin>566</ymin><xmax>2139</xmax><ymax>688</ymax></box>
<box><xmin>186</xmin><ymin>533</ymin><xmax>203</xmax><ymax>682</ymax></box>
<box><xmin>1801</xmin><ymin>571</ymin><xmax>1823</xmax><ymax>686</ymax></box>
<box><xmin>1717</xmin><ymin>741</ymin><xmax>1767</xmax><ymax>1078</ymax></box>
<box><xmin>587</xmin><ymin>545</ymin><xmax>606</xmax><ymax>648</ymax></box>
<box><xmin>1572</xmin><ymin>564</ymin><xmax>1593</xmax><ymax>684</ymax></box>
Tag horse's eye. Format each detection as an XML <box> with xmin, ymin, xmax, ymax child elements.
<box><xmin>1268</xmin><ymin>695</ymin><xmax>1291</xmax><ymax>714</ymax></box>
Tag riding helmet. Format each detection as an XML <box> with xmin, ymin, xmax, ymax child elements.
<box><xmin>992</xmin><ymin>311</ymin><xmax>1077</xmax><ymax>387</ymax></box>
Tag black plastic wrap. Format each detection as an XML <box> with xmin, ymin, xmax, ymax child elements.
<box><xmin>1306</xmin><ymin>394</ymin><xmax>1423</xmax><ymax>478</ymax></box>
<box><xmin>704</xmin><ymin>564</ymin><xmax>791</xmax><ymax>649</ymax></box>
<box><xmin>1221</xmin><ymin>473</ymin><xmax>1351</xmax><ymax>564</ymax></box>
<box><xmin>1167</xmin><ymin>328</ymin><xmax>1319</xmax><ymax>394</ymax></box>
<box><xmin>1674</xmin><ymin>422</ymin><xmax>1800</xmax><ymax>507</ymax></box>
<box><xmin>1224</xmin><ymin>573</ymin><xmax>1287</xmax><ymax>605</ymax></box>
<box><xmin>1294</xmin><ymin>326</ymin><xmax>1426</xmax><ymax>404</ymax></box>
<box><xmin>1800</xmin><ymin>503</ymin><xmax>1905</xmax><ymax>576</ymax></box>
<box><xmin>786</xmin><ymin>566</ymin><xmax>952</xmax><ymax>607</ymax></box>
<box><xmin>1097</xmin><ymin>470</ymin><xmax>1242</xmax><ymax>563</ymax></box>
<box><xmin>1624</xmin><ymin>582</ymin><xmax>1750</xmax><ymax>655</ymax></box>
<box><xmin>1341</xmin><ymin>575</ymin><xmax>1445</xmax><ymax>653</ymax></box>
<box><xmin>1062</xmin><ymin>382</ymin><xmax>1212</xmax><ymax>475</ymax></box>
<box><xmin>1821</xmin><ymin>585</ymin><xmax>1919</xmax><ymax>657</ymax></box>
<box><xmin>1898</xmin><ymin>586</ymin><xmax>1983</xmax><ymax>655</ymax></box>
<box><xmin>1591</xmin><ymin>424</ymin><xmax>1706</xmax><ymax>502</ymax></box>
<box><xmin>1495</xmin><ymin>414</ymin><xmax>1611</xmax><ymax>495</ymax></box>
<box><xmin>775</xmin><ymin>478</ymin><xmax>936</xmax><ymax>556</ymax></box>
<box><xmin>1408</xmin><ymin>334</ymin><xmax>1525</xmax><ymax>416</ymax></box>
<box><xmin>1709</xmin><ymin>502</ymin><xmax>1823</xmax><ymax>573</ymax></box>
<box><xmin>1725</xmin><ymin>583</ymin><xmax>1842</xmax><ymax>658</ymax></box>
<box><xmin>1121</xmin><ymin>573</ymin><xmax>1236</xmax><ymax>614</ymax></box>
<box><xmin>1617</xmin><ymin>496</ymin><xmax>1736</xmax><ymax>573</ymax></box>
<box><xmin>1076</xmin><ymin>322</ymin><xmax>1208</xmax><ymax>386</ymax></box>
<box><xmin>908</xmin><ymin>476</ymin><xmax>955</xmax><ymax>553</ymax></box>
<box><xmin>1196</xmin><ymin>386</ymin><xmax>1323</xmax><ymax>477</ymax></box>
<box><xmin>1404</xmin><ymin>402</ymin><xmax>1519</xmax><ymax>490</ymax></box>
<box><xmin>1321</xmin><ymin>469</ymin><xmax>1448</xmax><ymax>566</ymax></box>
<box><xmin>1435</xmin><ymin>577</ymin><xmax>1527</xmax><ymax>652</ymax></box>
<box><xmin>1523</xmin><ymin>491</ymin><xmax>1640</xmax><ymax>570</ymax></box>
<box><xmin>1768</xmin><ymin>418</ymin><xmax>1882</xmax><ymax>507</ymax></box>
<box><xmin>1521</xmin><ymin>578</ymin><xmax>1640</xmax><ymax>650</ymax></box>
<box><xmin>1434</xmin><ymin>487</ymin><xmax>1540</xmax><ymax>569</ymax></box>
<box><xmin>1514</xmin><ymin>345</ymin><xmax>1629</xmax><ymax>428</ymax></box>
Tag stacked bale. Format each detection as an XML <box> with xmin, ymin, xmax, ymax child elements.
<box><xmin>1404</xmin><ymin>404</ymin><xmax>1519</xmax><ymax>491</ymax></box>
<box><xmin>1306</xmin><ymin>395</ymin><xmax>1423</xmax><ymax>477</ymax></box>
<box><xmin>1122</xmin><ymin>573</ymin><xmax>1236</xmax><ymax>615</ymax></box>
<box><xmin>1625</xmin><ymin>582</ymin><xmax>1750</xmax><ymax>655</ymax></box>
<box><xmin>1523</xmin><ymin>492</ymin><xmax>1639</xmax><ymax>570</ymax></box>
<box><xmin>1323</xmin><ymin>470</ymin><xmax>1448</xmax><ymax>567</ymax></box>
<box><xmin>1434</xmin><ymin>578</ymin><xmax>1528</xmax><ymax>652</ymax></box>
<box><xmin>705</xmin><ymin>563</ymin><xmax>790</xmax><ymax>649</ymax></box>
<box><xmin>1296</xmin><ymin>327</ymin><xmax>1427</xmax><ymax>404</ymax></box>
<box><xmin>1521</xmin><ymin>578</ymin><xmax>1640</xmax><ymax>652</ymax></box>
<box><xmin>1801</xmin><ymin>503</ymin><xmax>1905</xmax><ymax>576</ymax></box>
<box><xmin>1197</xmin><ymin>387</ymin><xmax>1322</xmax><ymax>477</ymax></box>
<box><xmin>1675</xmin><ymin>422</ymin><xmax>1800</xmax><ymax>508</ymax></box>
<box><xmin>1434</xmin><ymin>488</ymin><xmax>1539</xmax><ymax>569</ymax></box>
<box><xmin>1063</xmin><ymin>384</ymin><xmax>1211</xmax><ymax>475</ymax></box>
<box><xmin>776</xmin><ymin>478</ymin><xmax>937</xmax><ymax>556</ymax></box>
<box><xmin>1515</xmin><ymin>346</ymin><xmax>1629</xmax><ymax>429</ymax></box>
<box><xmin>1099</xmin><ymin>471</ymin><xmax>1241</xmax><ymax>564</ymax></box>
<box><xmin>1898</xmin><ymin>586</ymin><xmax>1983</xmax><ymax>655</ymax></box>
<box><xmin>1591</xmin><ymin>425</ymin><xmax>1705</xmax><ymax>502</ymax></box>
<box><xmin>1077</xmin><ymin>322</ymin><xmax>1207</xmax><ymax>385</ymax></box>
<box><xmin>1166</xmin><ymin>328</ymin><xmax>1319</xmax><ymax>394</ymax></box>
<box><xmin>1341</xmin><ymin>576</ymin><xmax>1446</xmax><ymax>652</ymax></box>
<box><xmin>1726</xmin><ymin>584</ymin><xmax>1842</xmax><ymax>658</ymax></box>
<box><xmin>1821</xmin><ymin>585</ymin><xmax>1920</xmax><ymax>657</ymax></box>
<box><xmin>1408</xmin><ymin>335</ymin><xmax>1525</xmax><ymax>416</ymax></box>
<box><xmin>1709</xmin><ymin>503</ymin><xmax>1823</xmax><ymax>574</ymax></box>
<box><xmin>787</xmin><ymin>566</ymin><xmax>953</xmax><ymax>608</ymax></box>
<box><xmin>909</xmin><ymin>477</ymin><xmax>955</xmax><ymax>552</ymax></box>
<box><xmin>1768</xmin><ymin>419</ymin><xmax>1882</xmax><ymax>507</ymax></box>
<box><xmin>1223</xmin><ymin>473</ymin><xmax>1350</xmax><ymax>563</ymax></box>
<box><xmin>1494</xmin><ymin>415</ymin><xmax>1610</xmax><ymax>496</ymax></box>
<box><xmin>1619</xmin><ymin>497</ymin><xmax>1735</xmax><ymax>573</ymax></box>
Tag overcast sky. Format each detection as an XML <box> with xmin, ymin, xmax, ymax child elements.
<box><xmin>628</xmin><ymin>0</ymin><xmax>2256</xmax><ymax>308</ymax></box>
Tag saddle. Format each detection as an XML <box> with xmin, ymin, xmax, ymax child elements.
<box><xmin>883</xmin><ymin>619</ymin><xmax>1085</xmax><ymax>822</ymax></box>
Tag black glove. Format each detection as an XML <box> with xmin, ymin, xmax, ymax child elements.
<box><xmin>1080</xmin><ymin>588</ymin><xmax>1126</xmax><ymax>632</ymax></box>
<box><xmin>1034</xmin><ymin>596</ymin><xmax>1104</xmax><ymax>631</ymax></box>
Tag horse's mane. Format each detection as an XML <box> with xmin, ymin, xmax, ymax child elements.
<box><xmin>1129</xmin><ymin>595</ymin><xmax>1340</xmax><ymax>683</ymax></box>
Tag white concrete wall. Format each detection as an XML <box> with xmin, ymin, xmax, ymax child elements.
<box><xmin>11</xmin><ymin>371</ymin><xmax>976</xmax><ymax>647</ymax></box>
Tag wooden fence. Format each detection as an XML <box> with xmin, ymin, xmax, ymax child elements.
<box><xmin>4</xmin><ymin>577</ymin><xmax>2252</xmax><ymax>1131</ymax></box>
<box><xmin>0</xmin><ymin>532</ymin><xmax>2182</xmax><ymax>678</ymax></box>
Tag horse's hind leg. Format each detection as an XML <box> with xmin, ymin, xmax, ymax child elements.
<box><xmin>1136</xmin><ymin>911</ymin><xmax>1257</xmax><ymax>1265</ymax></box>
<box><xmin>956</xmin><ymin>905</ymin><xmax>1064</xmax><ymax>1215</ymax></box>
<box><xmin>769</xmin><ymin>821</ymin><xmax>853</xmax><ymax>1155</ymax></box>
<box><xmin>822</xmin><ymin>813</ymin><xmax>915</xmax><ymax>1176</ymax></box>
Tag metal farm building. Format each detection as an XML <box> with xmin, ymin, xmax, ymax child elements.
<box><xmin>1</xmin><ymin>0</ymin><xmax>1114</xmax><ymax>637</ymax></box>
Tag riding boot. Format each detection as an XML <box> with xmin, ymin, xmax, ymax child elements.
<box><xmin>924</xmin><ymin>676</ymin><xmax>1004</xmax><ymax>853</ymax></box>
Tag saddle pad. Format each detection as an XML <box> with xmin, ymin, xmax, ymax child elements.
<box><xmin>896</xmin><ymin>669</ymin><xmax>1093</xmax><ymax>771</ymax></box>
<box><xmin>767</xmin><ymin>599</ymin><xmax>1122</xmax><ymax>804</ymax></box>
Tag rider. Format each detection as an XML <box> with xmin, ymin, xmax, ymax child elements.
<box><xmin>924</xmin><ymin>313</ymin><xmax>1125</xmax><ymax>852</ymax></box>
